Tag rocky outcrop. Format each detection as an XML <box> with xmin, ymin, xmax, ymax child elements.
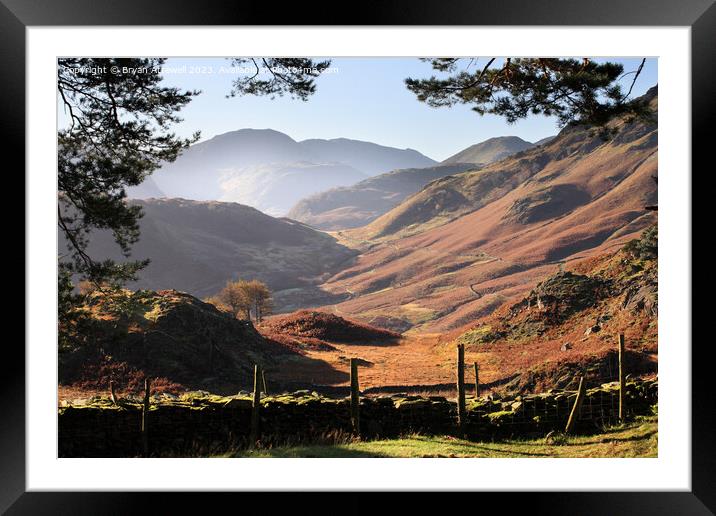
<box><xmin>511</xmin><ymin>271</ymin><xmax>609</xmax><ymax>322</ymax></box>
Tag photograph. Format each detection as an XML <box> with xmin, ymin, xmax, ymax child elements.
<box><xmin>56</xmin><ymin>56</ymin><xmax>660</xmax><ymax>459</ymax></box>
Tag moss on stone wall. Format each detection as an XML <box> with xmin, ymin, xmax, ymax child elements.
<box><xmin>58</xmin><ymin>379</ymin><xmax>657</xmax><ymax>457</ymax></box>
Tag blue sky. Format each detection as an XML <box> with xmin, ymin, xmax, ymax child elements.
<box><xmin>64</xmin><ymin>57</ymin><xmax>658</xmax><ymax>162</ymax></box>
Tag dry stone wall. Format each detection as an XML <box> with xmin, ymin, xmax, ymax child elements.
<box><xmin>58</xmin><ymin>379</ymin><xmax>657</xmax><ymax>457</ymax></box>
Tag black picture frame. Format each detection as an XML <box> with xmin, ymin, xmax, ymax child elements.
<box><xmin>5</xmin><ymin>0</ymin><xmax>709</xmax><ymax>513</ymax></box>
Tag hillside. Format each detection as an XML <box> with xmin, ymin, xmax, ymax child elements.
<box><xmin>442</xmin><ymin>135</ymin><xmax>536</xmax><ymax>165</ymax></box>
<box><xmin>252</xmin><ymin>227</ymin><xmax>657</xmax><ymax>396</ymax></box>
<box><xmin>61</xmin><ymin>198</ymin><xmax>357</xmax><ymax>305</ymax></box>
<box><xmin>452</xmin><ymin>224</ymin><xmax>658</xmax><ymax>394</ymax></box>
<box><xmin>58</xmin><ymin>289</ymin><xmax>294</xmax><ymax>394</ymax></box>
<box><xmin>287</xmin><ymin>163</ymin><xmax>476</xmax><ymax>230</ymax></box>
<box><xmin>262</xmin><ymin>310</ymin><xmax>400</xmax><ymax>344</ymax></box>
<box><xmin>141</xmin><ymin>128</ymin><xmax>435</xmax><ymax>215</ymax></box>
<box><xmin>287</xmin><ymin>136</ymin><xmax>542</xmax><ymax>231</ymax></box>
<box><xmin>318</xmin><ymin>88</ymin><xmax>658</xmax><ymax>334</ymax></box>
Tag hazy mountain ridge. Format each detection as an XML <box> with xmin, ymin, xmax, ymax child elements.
<box><xmin>219</xmin><ymin>161</ymin><xmax>368</xmax><ymax>216</ymax></box>
<box><xmin>299</xmin><ymin>137</ymin><xmax>436</xmax><ymax>175</ymax></box>
<box><xmin>125</xmin><ymin>176</ymin><xmax>165</xmax><ymax>199</ymax></box>
<box><xmin>134</xmin><ymin>128</ymin><xmax>436</xmax><ymax>216</ymax></box>
<box><xmin>287</xmin><ymin>162</ymin><xmax>477</xmax><ymax>230</ymax></box>
<box><xmin>286</xmin><ymin>135</ymin><xmax>540</xmax><ymax>231</ymax></box>
<box><xmin>94</xmin><ymin>90</ymin><xmax>658</xmax><ymax>336</ymax></box>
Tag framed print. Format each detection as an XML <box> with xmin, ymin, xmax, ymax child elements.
<box><xmin>6</xmin><ymin>0</ymin><xmax>711</xmax><ymax>513</ymax></box>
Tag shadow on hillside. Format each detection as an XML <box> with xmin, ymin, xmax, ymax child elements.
<box><xmin>335</xmin><ymin>337</ymin><xmax>403</xmax><ymax>348</ymax></box>
<box><xmin>360</xmin><ymin>373</ymin><xmax>521</xmax><ymax>396</ymax></box>
<box><xmin>269</xmin><ymin>354</ymin><xmax>351</xmax><ymax>388</ymax></box>
<box><xmin>272</xmin><ymin>285</ymin><xmax>352</xmax><ymax>313</ymax></box>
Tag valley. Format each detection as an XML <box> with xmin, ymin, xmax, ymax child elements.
<box><xmin>317</xmin><ymin>88</ymin><xmax>658</xmax><ymax>335</ymax></box>
<box><xmin>59</xmin><ymin>89</ymin><xmax>658</xmax><ymax>403</ymax></box>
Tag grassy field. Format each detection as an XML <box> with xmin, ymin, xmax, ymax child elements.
<box><xmin>234</xmin><ymin>416</ymin><xmax>657</xmax><ymax>458</ymax></box>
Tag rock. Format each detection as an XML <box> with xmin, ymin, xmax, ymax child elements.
<box><xmin>584</xmin><ymin>324</ymin><xmax>601</xmax><ymax>335</ymax></box>
<box><xmin>512</xmin><ymin>271</ymin><xmax>607</xmax><ymax>323</ymax></box>
<box><xmin>560</xmin><ymin>343</ymin><xmax>572</xmax><ymax>351</ymax></box>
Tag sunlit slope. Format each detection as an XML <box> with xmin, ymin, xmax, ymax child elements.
<box><xmin>320</xmin><ymin>88</ymin><xmax>657</xmax><ymax>334</ymax></box>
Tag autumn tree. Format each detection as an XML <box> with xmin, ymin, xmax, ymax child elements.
<box><xmin>405</xmin><ymin>58</ymin><xmax>652</xmax><ymax>131</ymax></box>
<box><xmin>209</xmin><ymin>279</ymin><xmax>272</xmax><ymax>324</ymax></box>
<box><xmin>210</xmin><ymin>280</ymin><xmax>251</xmax><ymax>320</ymax></box>
<box><xmin>245</xmin><ymin>280</ymin><xmax>273</xmax><ymax>324</ymax></box>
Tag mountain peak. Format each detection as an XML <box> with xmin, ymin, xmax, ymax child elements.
<box><xmin>442</xmin><ymin>135</ymin><xmax>536</xmax><ymax>165</ymax></box>
<box><xmin>146</xmin><ymin>128</ymin><xmax>437</xmax><ymax>213</ymax></box>
<box><xmin>208</xmin><ymin>127</ymin><xmax>298</xmax><ymax>144</ymax></box>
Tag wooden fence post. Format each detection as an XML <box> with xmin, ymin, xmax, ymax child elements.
<box><xmin>618</xmin><ymin>334</ymin><xmax>625</xmax><ymax>421</ymax></box>
<box><xmin>456</xmin><ymin>344</ymin><xmax>466</xmax><ymax>434</ymax></box>
<box><xmin>109</xmin><ymin>380</ymin><xmax>117</xmax><ymax>405</ymax></box>
<box><xmin>141</xmin><ymin>377</ymin><xmax>150</xmax><ymax>456</ymax></box>
<box><xmin>350</xmin><ymin>358</ymin><xmax>360</xmax><ymax>436</ymax></box>
<box><xmin>250</xmin><ymin>364</ymin><xmax>261</xmax><ymax>448</ymax></box>
<box><xmin>262</xmin><ymin>369</ymin><xmax>269</xmax><ymax>395</ymax></box>
<box><xmin>564</xmin><ymin>376</ymin><xmax>586</xmax><ymax>434</ymax></box>
<box><xmin>473</xmin><ymin>362</ymin><xmax>479</xmax><ymax>399</ymax></box>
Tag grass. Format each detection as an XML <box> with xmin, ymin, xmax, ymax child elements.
<box><xmin>232</xmin><ymin>415</ymin><xmax>657</xmax><ymax>458</ymax></box>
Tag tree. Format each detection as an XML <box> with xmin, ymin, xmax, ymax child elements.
<box><xmin>245</xmin><ymin>280</ymin><xmax>273</xmax><ymax>324</ymax></box>
<box><xmin>227</xmin><ymin>58</ymin><xmax>331</xmax><ymax>101</ymax></box>
<box><xmin>209</xmin><ymin>279</ymin><xmax>272</xmax><ymax>324</ymax></box>
<box><xmin>213</xmin><ymin>280</ymin><xmax>253</xmax><ymax>320</ymax></box>
<box><xmin>405</xmin><ymin>58</ymin><xmax>652</xmax><ymax>130</ymax></box>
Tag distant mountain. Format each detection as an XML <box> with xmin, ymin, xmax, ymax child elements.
<box><xmin>126</xmin><ymin>176</ymin><xmax>165</xmax><ymax>199</ymax></box>
<box><xmin>299</xmin><ymin>138</ymin><xmax>436</xmax><ymax>176</ymax></box>
<box><xmin>287</xmin><ymin>163</ymin><xmax>477</xmax><ymax>230</ymax></box>
<box><xmin>220</xmin><ymin>162</ymin><xmax>368</xmax><ymax>217</ymax></box>
<box><xmin>150</xmin><ymin>129</ymin><xmax>314</xmax><ymax>201</ymax></box>
<box><xmin>533</xmin><ymin>135</ymin><xmax>557</xmax><ymax>147</ymax></box>
<box><xmin>442</xmin><ymin>136</ymin><xmax>535</xmax><ymax>165</ymax></box>
<box><xmin>144</xmin><ymin>128</ymin><xmax>436</xmax><ymax>215</ymax></box>
<box><xmin>286</xmin><ymin>135</ymin><xmax>537</xmax><ymax>231</ymax></box>
<box><xmin>60</xmin><ymin>198</ymin><xmax>357</xmax><ymax>305</ymax></box>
